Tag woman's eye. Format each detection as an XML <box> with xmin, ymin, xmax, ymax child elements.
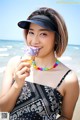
<box><xmin>40</xmin><ymin>33</ymin><xmax>47</xmax><ymax>36</ymax></box>
<box><xmin>28</xmin><ymin>31</ymin><xmax>34</xmax><ymax>35</ymax></box>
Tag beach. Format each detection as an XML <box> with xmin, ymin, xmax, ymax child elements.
<box><xmin>0</xmin><ymin>39</ymin><xmax>80</xmax><ymax>119</ymax></box>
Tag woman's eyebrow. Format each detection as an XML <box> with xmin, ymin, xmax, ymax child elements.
<box><xmin>29</xmin><ymin>28</ymin><xmax>49</xmax><ymax>31</ymax></box>
<box><xmin>29</xmin><ymin>28</ymin><xmax>33</xmax><ymax>30</ymax></box>
<box><xmin>39</xmin><ymin>29</ymin><xmax>49</xmax><ymax>31</ymax></box>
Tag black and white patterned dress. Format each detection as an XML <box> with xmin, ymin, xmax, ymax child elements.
<box><xmin>10</xmin><ymin>70</ymin><xmax>71</xmax><ymax>120</ymax></box>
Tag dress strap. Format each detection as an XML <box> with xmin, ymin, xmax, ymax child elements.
<box><xmin>56</xmin><ymin>69</ymin><xmax>71</xmax><ymax>88</ymax></box>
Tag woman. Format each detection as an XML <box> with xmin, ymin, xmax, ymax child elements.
<box><xmin>0</xmin><ymin>7</ymin><xmax>79</xmax><ymax>120</ymax></box>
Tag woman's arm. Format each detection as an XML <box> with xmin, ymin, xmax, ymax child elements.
<box><xmin>57</xmin><ymin>116</ymin><xmax>69</xmax><ymax>120</ymax></box>
<box><xmin>0</xmin><ymin>81</ymin><xmax>23</xmax><ymax>112</ymax></box>
<box><xmin>57</xmin><ymin>116</ymin><xmax>70</xmax><ymax>120</ymax></box>
<box><xmin>0</xmin><ymin>56</ymin><xmax>20</xmax><ymax>97</ymax></box>
<box><xmin>57</xmin><ymin>71</ymin><xmax>79</xmax><ymax>120</ymax></box>
<box><xmin>0</xmin><ymin>56</ymin><xmax>31</xmax><ymax>112</ymax></box>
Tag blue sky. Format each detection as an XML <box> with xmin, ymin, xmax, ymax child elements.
<box><xmin>0</xmin><ymin>0</ymin><xmax>80</xmax><ymax>45</ymax></box>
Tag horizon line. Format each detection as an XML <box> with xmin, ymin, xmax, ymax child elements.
<box><xmin>0</xmin><ymin>39</ymin><xmax>80</xmax><ymax>46</ymax></box>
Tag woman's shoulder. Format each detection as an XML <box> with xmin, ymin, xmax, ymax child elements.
<box><xmin>8</xmin><ymin>56</ymin><xmax>21</xmax><ymax>64</ymax></box>
<box><xmin>64</xmin><ymin>70</ymin><xmax>79</xmax><ymax>87</ymax></box>
<box><xmin>60</xmin><ymin>62</ymin><xmax>79</xmax><ymax>91</ymax></box>
<box><xmin>59</xmin><ymin>61</ymin><xmax>79</xmax><ymax>97</ymax></box>
<box><xmin>6</xmin><ymin>56</ymin><xmax>21</xmax><ymax>72</ymax></box>
<box><xmin>58</xmin><ymin>60</ymin><xmax>79</xmax><ymax>84</ymax></box>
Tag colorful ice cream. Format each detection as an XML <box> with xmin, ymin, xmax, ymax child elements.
<box><xmin>25</xmin><ymin>46</ymin><xmax>40</xmax><ymax>56</ymax></box>
<box><xmin>22</xmin><ymin>46</ymin><xmax>40</xmax><ymax>63</ymax></box>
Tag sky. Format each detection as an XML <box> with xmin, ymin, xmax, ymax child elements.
<box><xmin>0</xmin><ymin>0</ymin><xmax>80</xmax><ymax>45</ymax></box>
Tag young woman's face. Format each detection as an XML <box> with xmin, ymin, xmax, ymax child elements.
<box><xmin>26</xmin><ymin>23</ymin><xmax>55</xmax><ymax>57</ymax></box>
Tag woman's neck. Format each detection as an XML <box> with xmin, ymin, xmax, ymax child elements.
<box><xmin>35</xmin><ymin>53</ymin><xmax>56</xmax><ymax>68</ymax></box>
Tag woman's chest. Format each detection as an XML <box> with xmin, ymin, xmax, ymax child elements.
<box><xmin>25</xmin><ymin>69</ymin><xmax>63</xmax><ymax>89</ymax></box>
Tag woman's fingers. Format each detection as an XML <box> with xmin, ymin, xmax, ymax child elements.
<box><xmin>19</xmin><ymin>66</ymin><xmax>30</xmax><ymax>75</ymax></box>
<box><xmin>16</xmin><ymin>61</ymin><xmax>31</xmax><ymax>71</ymax></box>
<box><xmin>13</xmin><ymin>60</ymin><xmax>31</xmax><ymax>87</ymax></box>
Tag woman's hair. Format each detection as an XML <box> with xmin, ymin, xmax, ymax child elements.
<box><xmin>24</xmin><ymin>7</ymin><xmax>68</xmax><ymax>57</ymax></box>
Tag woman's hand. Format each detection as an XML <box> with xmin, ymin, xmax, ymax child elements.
<box><xmin>13</xmin><ymin>59</ymin><xmax>31</xmax><ymax>88</ymax></box>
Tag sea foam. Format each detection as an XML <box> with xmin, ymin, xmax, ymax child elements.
<box><xmin>0</xmin><ymin>66</ymin><xmax>6</xmax><ymax>73</ymax></box>
<box><xmin>0</xmin><ymin>53</ymin><xmax>9</xmax><ymax>57</ymax></box>
<box><xmin>59</xmin><ymin>56</ymin><xmax>72</xmax><ymax>61</ymax></box>
<box><xmin>0</xmin><ymin>48</ymin><xmax>8</xmax><ymax>52</ymax></box>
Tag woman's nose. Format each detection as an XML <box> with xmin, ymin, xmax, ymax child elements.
<box><xmin>32</xmin><ymin>35</ymin><xmax>40</xmax><ymax>44</ymax></box>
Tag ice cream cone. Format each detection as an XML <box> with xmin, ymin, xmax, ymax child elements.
<box><xmin>22</xmin><ymin>46</ymin><xmax>40</xmax><ymax>64</ymax></box>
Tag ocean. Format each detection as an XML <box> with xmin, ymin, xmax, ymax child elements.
<box><xmin>0</xmin><ymin>39</ymin><xmax>80</xmax><ymax>82</ymax></box>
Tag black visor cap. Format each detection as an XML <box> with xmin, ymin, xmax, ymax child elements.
<box><xmin>18</xmin><ymin>15</ymin><xmax>58</xmax><ymax>33</ymax></box>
